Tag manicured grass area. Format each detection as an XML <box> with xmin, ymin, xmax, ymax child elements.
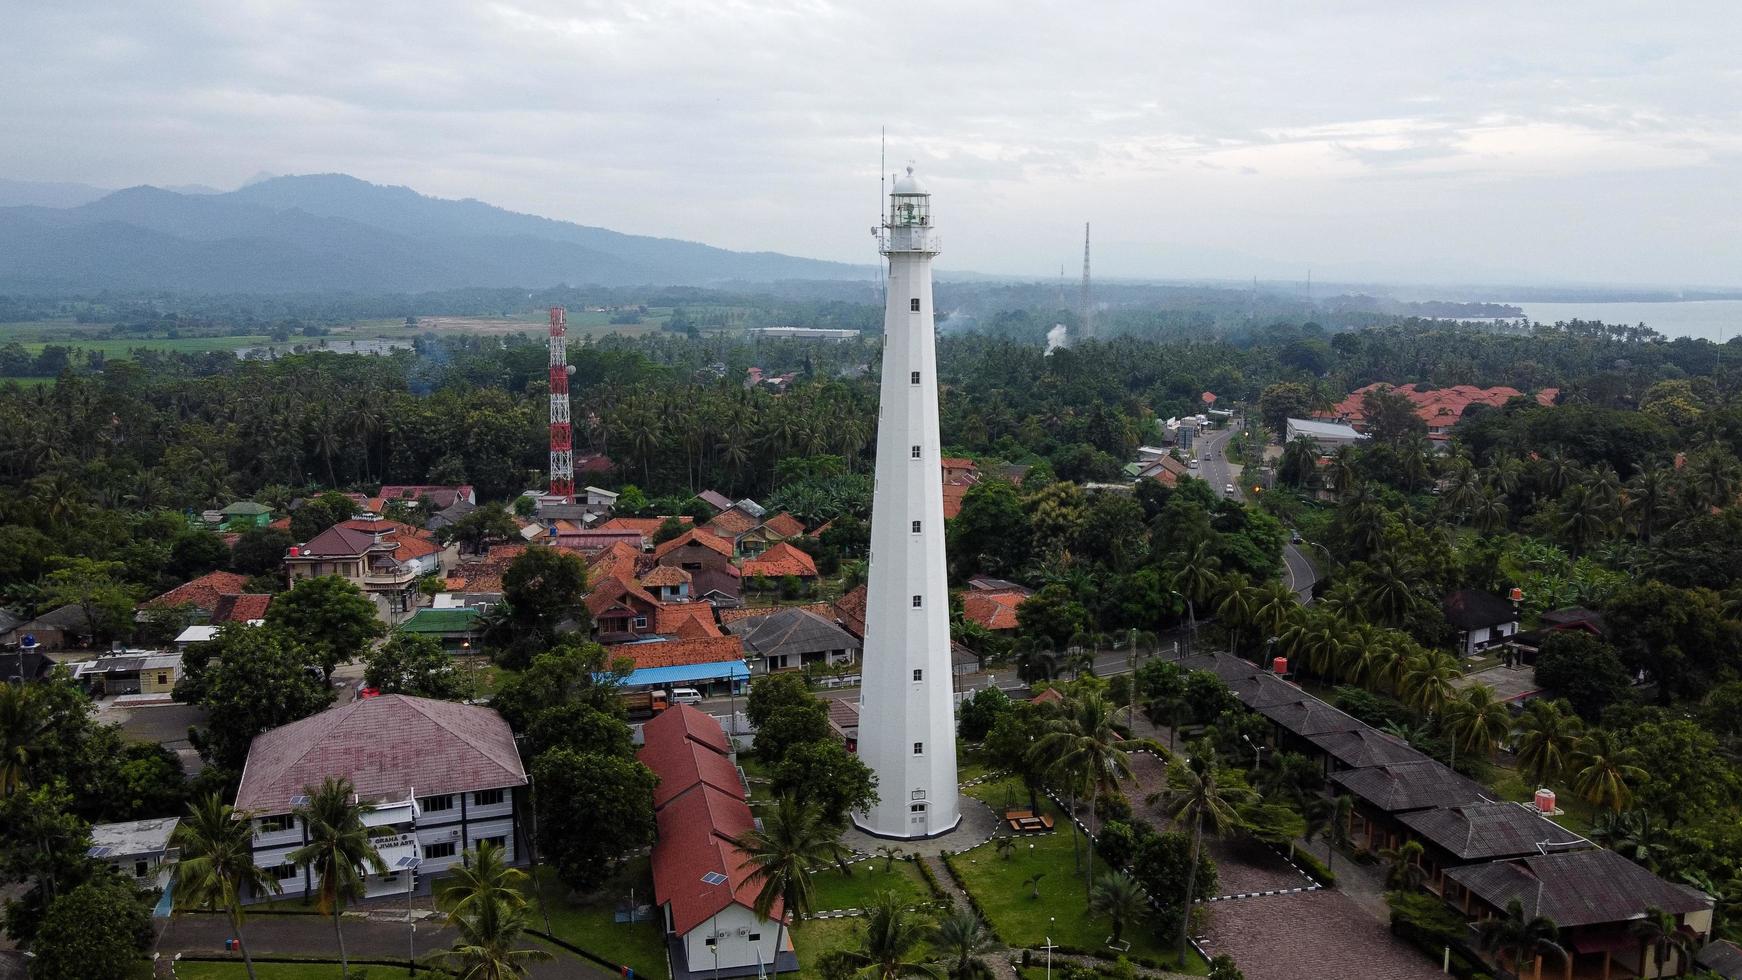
<box><xmin>1483</xmin><ymin>763</ymin><xmax>1599</xmax><ymax>836</ymax></box>
<box><xmin>951</xmin><ymin>778</ymin><xmax>1206</xmax><ymax>976</ymax></box>
<box><xmin>526</xmin><ymin>861</ymin><xmax>669</xmax><ymax>979</ymax></box>
<box><xmin>172</xmin><ymin>963</ymin><xmax>405</xmax><ymax>979</ymax></box>
<box><xmin>792</xmin><ymin>916</ymin><xmax>859</xmax><ymax>975</ymax></box>
<box><xmin>808</xmin><ymin>857</ymin><xmax>935</xmax><ymax>912</ymax></box>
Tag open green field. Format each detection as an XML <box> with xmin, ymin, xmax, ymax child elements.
<box><xmin>17</xmin><ymin>335</ymin><xmax>271</xmax><ymax>356</ymax></box>
<box><xmin>808</xmin><ymin>857</ymin><xmax>935</xmax><ymax>913</ymax></box>
<box><xmin>525</xmin><ymin>861</ymin><xmax>668</xmax><ymax>979</ymax></box>
<box><xmin>950</xmin><ymin>777</ymin><xmax>1207</xmax><ymax>975</ymax></box>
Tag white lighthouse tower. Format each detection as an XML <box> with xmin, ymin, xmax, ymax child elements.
<box><xmin>854</xmin><ymin>167</ymin><xmax>960</xmax><ymax>839</ymax></box>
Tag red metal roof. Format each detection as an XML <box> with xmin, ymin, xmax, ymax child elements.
<box><xmin>234</xmin><ymin>695</ymin><xmax>525</xmax><ymax>813</ymax></box>
<box><xmin>639</xmin><ymin>735</ymin><xmax>742</xmax><ymax>809</ymax></box>
<box><xmin>643</xmin><ymin>704</ymin><xmax>732</xmax><ymax>755</ymax></box>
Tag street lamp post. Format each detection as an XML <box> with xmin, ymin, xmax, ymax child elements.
<box><xmin>1043</xmin><ymin>922</ymin><xmax>1057</xmax><ymax>980</ymax></box>
<box><xmin>1241</xmin><ymin>734</ymin><xmax>1266</xmax><ymax>774</ymax></box>
<box><xmin>405</xmin><ymin>855</ymin><xmax>421</xmax><ymax>976</ymax></box>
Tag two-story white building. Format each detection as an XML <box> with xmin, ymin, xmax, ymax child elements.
<box><xmin>234</xmin><ymin>694</ymin><xmax>527</xmax><ymax>902</ymax></box>
<box><xmin>90</xmin><ymin>816</ymin><xmax>180</xmax><ymax>892</ymax></box>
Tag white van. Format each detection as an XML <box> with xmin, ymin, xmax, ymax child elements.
<box><xmin>669</xmin><ymin>687</ymin><xmax>704</xmax><ymax>705</ymax></box>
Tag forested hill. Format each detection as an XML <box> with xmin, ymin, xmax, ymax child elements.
<box><xmin>0</xmin><ymin>174</ymin><xmax>869</xmax><ymax>293</ymax></box>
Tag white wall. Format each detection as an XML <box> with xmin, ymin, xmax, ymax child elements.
<box><xmin>681</xmin><ymin>903</ymin><xmax>785</xmax><ymax>972</ymax></box>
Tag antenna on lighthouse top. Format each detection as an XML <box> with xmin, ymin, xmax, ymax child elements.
<box><xmin>879</xmin><ymin>126</ymin><xmax>887</xmax><ymax>227</ymax></box>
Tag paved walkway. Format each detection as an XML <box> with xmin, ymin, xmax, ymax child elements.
<box><xmin>158</xmin><ymin>912</ymin><xmax>613</xmax><ymax>979</ymax></box>
<box><xmin>839</xmin><ymin>793</ymin><xmax>1002</xmax><ymax>858</ymax></box>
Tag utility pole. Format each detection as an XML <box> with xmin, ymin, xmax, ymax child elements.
<box><xmin>1079</xmin><ymin>223</ymin><xmax>1092</xmax><ymax>340</ymax></box>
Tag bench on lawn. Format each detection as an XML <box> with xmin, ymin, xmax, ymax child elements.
<box><xmin>1004</xmin><ymin>808</ymin><xmax>1055</xmax><ymax>832</ymax></box>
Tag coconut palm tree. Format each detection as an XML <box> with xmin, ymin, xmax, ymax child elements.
<box><xmin>1214</xmin><ymin>573</ymin><xmax>1257</xmax><ymax>657</ymax></box>
<box><xmin>1590</xmin><ymin>810</ymin><xmax>1670</xmax><ymax>872</ymax></box>
<box><xmin>1032</xmin><ymin>692</ymin><xmax>1137</xmax><ymax>892</ymax></box>
<box><xmin>1441</xmin><ymin>684</ymin><xmax>1511</xmax><ymax>764</ymax></box>
<box><xmin>1303</xmin><ymin>794</ymin><xmax>1353</xmax><ymax>874</ymax></box>
<box><xmin>289</xmin><ymin>777</ymin><xmax>389</xmax><ymax>979</ymax></box>
<box><xmin>1630</xmin><ymin>906</ymin><xmax>1696</xmax><ymax>979</ymax></box>
<box><xmin>173</xmin><ymin>793</ymin><xmax>282</xmax><ymax>980</ymax></box>
<box><xmin>1378</xmin><ymin>839</ymin><xmax>1426</xmax><ymax>891</ymax></box>
<box><xmin>1473</xmin><ymin>484</ymin><xmax>1511</xmax><ymax>533</ymax></box>
<box><xmin>733</xmin><ymin>794</ymin><xmax>850</xmax><ymax>978</ymax></box>
<box><xmin>1569</xmin><ymin>731</ymin><xmax>1647</xmax><ymax>812</ymax></box>
<box><xmin>434</xmin><ymin>843</ymin><xmax>553</xmax><ymax>980</ymax></box>
<box><xmin>827</xmin><ymin>891</ymin><xmax>942</xmax><ymax>979</ymax></box>
<box><xmin>0</xmin><ymin>684</ymin><xmax>49</xmax><ymax>797</ymax></box>
<box><xmin>1172</xmin><ymin>540</ymin><xmax>1222</xmax><ymax>610</ymax></box>
<box><xmin>1476</xmin><ymin>898</ymin><xmax>1566</xmax><ymax>979</ymax></box>
<box><xmin>1154</xmin><ymin>756</ymin><xmax>1253</xmax><ymax>964</ymax></box>
<box><xmin>931</xmin><ymin>910</ymin><xmax>997</xmax><ymax>979</ymax></box>
<box><xmin>1513</xmin><ymin>699</ymin><xmax>1583</xmax><ymax>788</ymax></box>
<box><xmin>1090</xmin><ymin>871</ymin><xmax>1148</xmax><ymax>947</ymax></box>
<box><xmin>1624</xmin><ymin>467</ymin><xmax>1673</xmax><ymax>542</ymax></box>
<box><xmin>1400</xmin><ymin>650</ymin><xmax>1461</xmax><ymax>717</ymax></box>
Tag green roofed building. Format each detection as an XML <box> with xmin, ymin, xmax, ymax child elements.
<box><xmin>219</xmin><ymin>501</ymin><xmax>273</xmax><ymax>529</ymax></box>
<box><xmin>398</xmin><ymin>607</ymin><xmax>482</xmax><ymax>652</ymax></box>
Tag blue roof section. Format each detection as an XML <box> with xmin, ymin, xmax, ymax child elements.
<box><xmin>620</xmin><ymin>661</ymin><xmax>751</xmax><ymax>688</ymax></box>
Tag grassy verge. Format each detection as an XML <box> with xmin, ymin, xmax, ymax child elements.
<box><xmin>951</xmin><ymin>778</ymin><xmax>1207</xmax><ymax>975</ymax></box>
<box><xmin>524</xmin><ymin>861</ymin><xmax>668</xmax><ymax>979</ymax></box>
<box><xmin>792</xmin><ymin>917</ymin><xmax>859</xmax><ymax>974</ymax></box>
<box><xmin>809</xmin><ymin>857</ymin><xmax>934</xmax><ymax>912</ymax></box>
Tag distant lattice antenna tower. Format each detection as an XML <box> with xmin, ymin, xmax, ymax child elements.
<box><xmin>547</xmin><ymin>307</ymin><xmax>574</xmax><ymax>502</ymax></box>
<box><xmin>1080</xmin><ymin>222</ymin><xmax>1092</xmax><ymax>339</ymax></box>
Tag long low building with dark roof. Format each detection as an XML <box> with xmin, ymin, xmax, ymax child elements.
<box><xmin>1397</xmin><ymin>800</ymin><xmax>1589</xmax><ymax>893</ymax></box>
<box><xmin>1444</xmin><ymin>848</ymin><xmax>1712</xmax><ymax>979</ymax></box>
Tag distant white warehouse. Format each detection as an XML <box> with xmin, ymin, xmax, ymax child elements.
<box><xmin>1286</xmin><ymin>417</ymin><xmax>1369</xmax><ymax>451</ymax></box>
<box><xmin>748</xmin><ymin>327</ymin><xmax>860</xmax><ymax>341</ymax></box>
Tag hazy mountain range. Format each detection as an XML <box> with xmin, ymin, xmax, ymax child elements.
<box><xmin>0</xmin><ymin>174</ymin><xmax>868</xmax><ymax>293</ymax></box>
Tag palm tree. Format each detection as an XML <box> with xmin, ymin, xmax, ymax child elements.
<box><xmin>1630</xmin><ymin>906</ymin><xmax>1695</xmax><ymax>979</ymax></box>
<box><xmin>876</xmin><ymin>845</ymin><xmax>905</xmax><ymax>874</ymax></box>
<box><xmin>1513</xmin><ymin>699</ymin><xmax>1583</xmax><ymax>788</ymax></box>
<box><xmin>1154</xmin><ymin>756</ymin><xmax>1252</xmax><ymax>964</ymax></box>
<box><xmin>434</xmin><ymin>842</ymin><xmax>552</xmax><ymax>980</ymax></box>
<box><xmin>1473</xmin><ymin>484</ymin><xmax>1511</xmax><ymax>533</ymax></box>
<box><xmin>1214</xmin><ymin>573</ymin><xmax>1257</xmax><ymax>657</ymax></box>
<box><xmin>0</xmin><ymin>684</ymin><xmax>48</xmax><ymax>797</ymax></box>
<box><xmin>1476</xmin><ymin>898</ymin><xmax>1566</xmax><ymax>979</ymax></box>
<box><xmin>1021</xmin><ymin>871</ymin><xmax>1046</xmax><ymax>898</ymax></box>
<box><xmin>1400</xmin><ymin>650</ymin><xmax>1460</xmax><ymax>717</ymax></box>
<box><xmin>289</xmin><ymin>777</ymin><xmax>389</xmax><ymax>979</ymax></box>
<box><xmin>831</xmin><ymin>891</ymin><xmax>942</xmax><ymax>979</ymax></box>
<box><xmin>173</xmin><ymin>793</ymin><xmax>282</xmax><ymax>980</ymax></box>
<box><xmin>1590</xmin><ymin>810</ymin><xmax>1670</xmax><ymax>872</ymax></box>
<box><xmin>993</xmin><ymin>836</ymin><xmax>1015</xmax><ymax>861</ymax></box>
<box><xmin>1303</xmin><ymin>794</ymin><xmax>1353</xmax><ymax>874</ymax></box>
<box><xmin>1440</xmin><ymin>684</ymin><xmax>1511</xmax><ymax>764</ymax></box>
<box><xmin>1032</xmin><ymin>692</ymin><xmax>1137</xmax><ymax>895</ymax></box>
<box><xmin>931</xmin><ymin>909</ymin><xmax>996</xmax><ymax>979</ymax></box>
<box><xmin>1378</xmin><ymin>839</ymin><xmax>1425</xmax><ymax>891</ymax></box>
<box><xmin>733</xmin><ymin>795</ymin><xmax>850</xmax><ymax>978</ymax></box>
<box><xmin>1625</xmin><ymin>467</ymin><xmax>1672</xmax><ymax>542</ymax></box>
<box><xmin>1089</xmin><ymin>871</ymin><xmax>1147</xmax><ymax>947</ymax></box>
<box><xmin>1172</xmin><ymin>540</ymin><xmax>1222</xmax><ymax>610</ymax></box>
<box><xmin>1569</xmin><ymin>731</ymin><xmax>1646</xmax><ymax>812</ymax></box>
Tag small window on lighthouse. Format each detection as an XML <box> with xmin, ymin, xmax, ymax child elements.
<box><xmin>911</xmin><ymin>595</ymin><xmax>923</xmax><ymax>608</ymax></box>
<box><xmin>912</xmin><ymin>669</ymin><xmax>923</xmax><ymax>681</ymax></box>
<box><xmin>910</xmin><ymin>371</ymin><xmax>920</xmax><ymax>385</ymax></box>
<box><xmin>911</xmin><ymin>520</ymin><xmax>921</xmax><ymax>533</ymax></box>
<box><xmin>910</xmin><ymin>445</ymin><xmax>921</xmax><ymax>459</ymax></box>
<box><xmin>913</xmin><ymin>742</ymin><xmax>924</xmax><ymax>755</ymax></box>
<box><xmin>910</xmin><ymin>298</ymin><xmax>920</xmax><ymax>312</ymax></box>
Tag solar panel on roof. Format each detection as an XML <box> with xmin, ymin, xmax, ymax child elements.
<box><xmin>290</xmin><ymin>794</ymin><xmax>310</xmax><ymax>806</ymax></box>
<box><xmin>700</xmin><ymin>871</ymin><xmax>728</xmax><ymax>885</ymax></box>
<box><xmin>88</xmin><ymin>845</ymin><xmax>113</xmax><ymax>858</ymax></box>
<box><xmin>396</xmin><ymin>856</ymin><xmax>420</xmax><ymax>869</ymax></box>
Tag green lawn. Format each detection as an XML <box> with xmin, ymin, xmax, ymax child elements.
<box><xmin>808</xmin><ymin>857</ymin><xmax>935</xmax><ymax>913</ymax></box>
<box><xmin>172</xmin><ymin>963</ymin><xmax>405</xmax><ymax>979</ymax></box>
<box><xmin>525</xmin><ymin>861</ymin><xmax>669</xmax><ymax>979</ymax></box>
<box><xmin>951</xmin><ymin>778</ymin><xmax>1206</xmax><ymax>975</ymax></box>
<box><xmin>18</xmin><ymin>335</ymin><xmax>270</xmax><ymax>356</ymax></box>
<box><xmin>792</xmin><ymin>916</ymin><xmax>859</xmax><ymax>974</ymax></box>
<box><xmin>1482</xmin><ymin>762</ymin><xmax>1599</xmax><ymax>836</ymax></box>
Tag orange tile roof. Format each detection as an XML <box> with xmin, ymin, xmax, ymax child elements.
<box><xmin>963</xmin><ymin>590</ymin><xmax>1027</xmax><ymax>631</ymax></box>
<box><xmin>742</xmin><ymin>541</ymin><xmax>818</xmax><ymax>579</ymax></box>
<box><xmin>585</xmin><ymin>575</ymin><xmax>661</xmax><ymax>617</ymax></box>
<box><xmin>452</xmin><ymin>543</ymin><xmax>527</xmax><ymax>592</ymax></box>
<box><xmin>596</xmin><ymin>516</ymin><xmax>692</xmax><ymax>537</ymax></box>
<box><xmin>942</xmin><ymin>483</ymin><xmax>967</xmax><ymax>519</ymax></box>
<box><xmin>941</xmin><ymin>457</ymin><xmax>977</xmax><ymax>470</ymax></box>
<box><xmin>610</xmin><ymin>635</ymin><xmax>745</xmax><ymax>670</ymax></box>
<box><xmin>654</xmin><ymin>528</ymin><xmax>735</xmax><ymax>561</ymax></box>
<box><xmin>716</xmin><ymin>602</ymin><xmax>836</xmax><ymax>625</ymax></box>
<box><xmin>654</xmin><ymin>602</ymin><xmax>722</xmax><ymax>638</ymax></box>
<box><xmin>144</xmin><ymin>571</ymin><xmax>251</xmax><ymax>610</ymax></box>
<box><xmin>1331</xmin><ymin>382</ymin><xmax>1547</xmax><ymax>438</ymax></box>
<box><xmin>834</xmin><ymin>585</ymin><xmax>867</xmax><ymax>638</ymax></box>
<box><xmin>212</xmin><ymin>593</ymin><xmax>273</xmax><ymax>623</ymax></box>
<box><xmin>640</xmin><ymin>565</ymin><xmax>691</xmax><ymax>588</ymax></box>
<box><xmin>337</xmin><ymin>518</ymin><xmax>444</xmax><ymax>563</ymax></box>
<box><xmin>758</xmin><ymin>512</ymin><xmax>805</xmax><ymax>539</ymax></box>
<box><xmin>705</xmin><ymin>507</ymin><xmax>759</xmax><ymax>537</ymax></box>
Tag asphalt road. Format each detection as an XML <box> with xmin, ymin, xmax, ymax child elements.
<box><xmin>1195</xmin><ymin>422</ymin><xmax>1244</xmax><ymax>501</ymax></box>
<box><xmin>1283</xmin><ymin>541</ymin><xmax>1317</xmax><ymax>602</ymax></box>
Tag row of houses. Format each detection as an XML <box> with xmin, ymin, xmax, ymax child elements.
<box><xmin>1181</xmin><ymin>652</ymin><xmax>1712</xmax><ymax>980</ymax></box>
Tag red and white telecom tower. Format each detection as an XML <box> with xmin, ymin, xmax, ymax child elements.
<box><xmin>547</xmin><ymin>307</ymin><xmax>574</xmax><ymax>502</ymax></box>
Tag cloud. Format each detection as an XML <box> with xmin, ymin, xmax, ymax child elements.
<box><xmin>1</xmin><ymin>0</ymin><xmax>1739</xmax><ymax>285</ymax></box>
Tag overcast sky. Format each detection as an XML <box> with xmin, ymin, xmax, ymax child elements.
<box><xmin>5</xmin><ymin>2</ymin><xmax>1741</xmax><ymax>286</ymax></box>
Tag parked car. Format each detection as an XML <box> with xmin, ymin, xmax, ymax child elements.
<box><xmin>670</xmin><ymin>687</ymin><xmax>704</xmax><ymax>705</ymax></box>
<box><xmin>1225</xmin><ymin>483</ymin><xmax>1236</xmax><ymax>495</ymax></box>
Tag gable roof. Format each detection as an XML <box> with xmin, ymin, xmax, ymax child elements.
<box><xmin>742</xmin><ymin>541</ymin><xmax>817</xmax><ymax>579</ymax></box>
<box><xmin>654</xmin><ymin>528</ymin><xmax>734</xmax><ymax>561</ymax></box>
<box><xmin>716</xmin><ymin>602</ymin><xmax>835</xmax><ymax>626</ymax></box>
<box><xmin>962</xmin><ymin>590</ymin><xmax>1027</xmax><ymax>631</ymax></box>
<box><xmin>211</xmin><ymin>593</ymin><xmax>273</xmax><ymax>624</ymax></box>
<box><xmin>705</xmin><ymin>507</ymin><xmax>759</xmax><ymax>537</ymax></box>
<box><xmin>757</xmin><ymin>512</ymin><xmax>805</xmax><ymax>539</ymax></box>
<box><xmin>234</xmin><ymin>695</ymin><xmax>526</xmax><ymax>813</ymax></box>
<box><xmin>1443</xmin><ymin>589</ymin><xmax>1517</xmax><ymax>630</ymax></box>
<box><xmin>640</xmin><ymin>565</ymin><xmax>691</xmax><ymax>588</ymax></box>
<box><xmin>653</xmin><ymin>602</ymin><xmax>722</xmax><ymax>638</ymax></box>
<box><xmin>725</xmin><ymin>607</ymin><xmax>860</xmax><ymax>658</ymax></box>
<box><xmin>297</xmin><ymin>524</ymin><xmax>384</xmax><ymax>559</ymax></box>
<box><xmin>585</xmin><ymin>575</ymin><xmax>661</xmax><ymax>618</ymax></box>
<box><xmin>942</xmin><ymin>483</ymin><xmax>967</xmax><ymax>519</ymax></box>
<box><xmin>643</xmin><ymin>703</ymin><xmax>732</xmax><ymax>755</ymax></box>
<box><xmin>638</xmin><ymin>729</ymin><xmax>742</xmax><ymax>809</ymax></box>
<box><xmin>610</xmin><ymin>636</ymin><xmax>746</xmax><ymax>671</ymax></box>
<box><xmin>450</xmin><ymin>543</ymin><xmax>525</xmax><ymax>593</ymax></box>
<box><xmin>1444</xmin><ymin>848</ymin><xmax>1709</xmax><ymax>927</ymax></box>
<box><xmin>1255</xmin><ymin>697</ymin><xmax>1365</xmax><ymax>738</ymax></box>
<box><xmin>144</xmin><ymin>571</ymin><xmax>253</xmax><ymax>611</ymax></box>
<box><xmin>833</xmin><ymin>584</ymin><xmax>867</xmax><ymax>638</ymax></box>
<box><xmin>1331</xmin><ymin>760</ymin><xmax>1490</xmax><ymax>814</ymax></box>
<box><xmin>1305</xmin><ymin>726</ymin><xmax>1428</xmax><ymax>770</ymax></box>
<box><xmin>1399</xmin><ymin>800</ymin><xmax>1588</xmax><ymax>861</ymax></box>
<box><xmin>221</xmin><ymin>501</ymin><xmax>272</xmax><ymax>516</ymax></box>
<box><xmin>597</xmin><ymin>516</ymin><xmax>692</xmax><ymax>538</ymax></box>
<box><xmin>695</xmin><ymin>490</ymin><xmax>734</xmax><ymax>512</ymax></box>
